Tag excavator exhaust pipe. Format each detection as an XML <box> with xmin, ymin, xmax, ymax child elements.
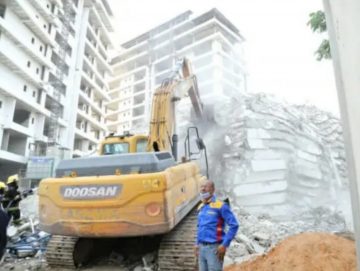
<box><xmin>172</xmin><ymin>134</ymin><xmax>178</xmax><ymax>161</ymax></box>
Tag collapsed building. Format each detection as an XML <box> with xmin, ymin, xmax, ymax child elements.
<box><xmin>178</xmin><ymin>92</ymin><xmax>351</xmax><ymax>224</ymax></box>
<box><xmin>175</xmin><ymin>91</ymin><xmax>353</xmax><ymax>267</ymax></box>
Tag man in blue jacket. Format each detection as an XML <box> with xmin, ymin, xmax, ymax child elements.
<box><xmin>195</xmin><ymin>180</ymin><xmax>239</xmax><ymax>271</ymax></box>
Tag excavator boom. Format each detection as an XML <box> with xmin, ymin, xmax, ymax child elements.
<box><xmin>147</xmin><ymin>58</ymin><xmax>204</xmax><ymax>156</ymax></box>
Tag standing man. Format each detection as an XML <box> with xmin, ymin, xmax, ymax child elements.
<box><xmin>195</xmin><ymin>180</ymin><xmax>239</xmax><ymax>271</ymax></box>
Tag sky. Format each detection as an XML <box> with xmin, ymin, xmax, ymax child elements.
<box><xmin>107</xmin><ymin>0</ymin><xmax>340</xmax><ymax>114</ymax></box>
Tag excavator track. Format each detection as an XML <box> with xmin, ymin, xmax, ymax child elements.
<box><xmin>46</xmin><ymin>235</ymin><xmax>95</xmax><ymax>269</ymax></box>
<box><xmin>158</xmin><ymin>208</ymin><xmax>198</xmax><ymax>270</ymax></box>
<box><xmin>46</xmin><ymin>235</ymin><xmax>78</xmax><ymax>268</ymax></box>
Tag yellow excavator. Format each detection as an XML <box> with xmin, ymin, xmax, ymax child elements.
<box><xmin>38</xmin><ymin>58</ymin><xmax>209</xmax><ymax>269</ymax></box>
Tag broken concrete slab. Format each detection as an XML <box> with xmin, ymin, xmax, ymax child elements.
<box><xmin>251</xmin><ymin>159</ymin><xmax>287</xmax><ymax>172</ymax></box>
<box><xmin>233</xmin><ymin>180</ymin><xmax>287</xmax><ymax>197</ymax></box>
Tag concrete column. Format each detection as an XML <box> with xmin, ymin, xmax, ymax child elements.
<box><xmin>65</xmin><ymin>7</ymin><xmax>89</xmax><ymax>153</ymax></box>
<box><xmin>323</xmin><ymin>0</ymin><xmax>360</xmax><ymax>269</ymax></box>
<box><xmin>0</xmin><ymin>126</ymin><xmax>4</xmax><ymax>149</ymax></box>
<box><xmin>1</xmin><ymin>131</ymin><xmax>9</xmax><ymax>151</ymax></box>
<box><xmin>4</xmin><ymin>97</ymin><xmax>16</xmax><ymax>127</ymax></box>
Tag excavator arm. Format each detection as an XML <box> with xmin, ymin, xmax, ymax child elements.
<box><xmin>146</xmin><ymin>58</ymin><xmax>203</xmax><ymax>156</ymax></box>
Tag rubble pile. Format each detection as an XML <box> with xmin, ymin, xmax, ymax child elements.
<box><xmin>295</xmin><ymin>104</ymin><xmax>347</xmax><ymax>184</ymax></box>
<box><xmin>225</xmin><ymin>232</ymin><xmax>356</xmax><ymax>271</ymax></box>
<box><xmin>224</xmin><ymin>206</ymin><xmax>349</xmax><ymax>266</ymax></box>
<box><xmin>1</xmin><ymin>191</ymin><xmax>50</xmax><ymax>271</ymax></box>
<box><xmin>198</xmin><ymin>93</ymin><xmax>350</xmax><ymax>220</ymax></box>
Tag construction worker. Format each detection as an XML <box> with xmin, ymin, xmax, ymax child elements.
<box><xmin>0</xmin><ymin>206</ymin><xmax>9</xmax><ymax>259</ymax></box>
<box><xmin>2</xmin><ymin>174</ymin><xmax>21</xmax><ymax>225</ymax></box>
<box><xmin>0</xmin><ymin>181</ymin><xmax>9</xmax><ymax>259</ymax></box>
<box><xmin>0</xmin><ymin>182</ymin><xmax>6</xmax><ymax>202</ymax></box>
<box><xmin>195</xmin><ymin>180</ymin><xmax>239</xmax><ymax>271</ymax></box>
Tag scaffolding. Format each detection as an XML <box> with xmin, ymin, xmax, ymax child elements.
<box><xmin>47</xmin><ymin>0</ymin><xmax>73</xmax><ymax>147</ymax></box>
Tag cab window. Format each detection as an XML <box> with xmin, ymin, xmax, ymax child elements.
<box><xmin>136</xmin><ymin>139</ymin><xmax>147</xmax><ymax>152</ymax></box>
<box><xmin>103</xmin><ymin>143</ymin><xmax>129</xmax><ymax>155</ymax></box>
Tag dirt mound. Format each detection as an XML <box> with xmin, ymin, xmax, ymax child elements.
<box><xmin>225</xmin><ymin>232</ymin><xmax>356</xmax><ymax>271</ymax></box>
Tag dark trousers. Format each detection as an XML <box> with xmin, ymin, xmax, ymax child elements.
<box><xmin>0</xmin><ymin>209</ymin><xmax>10</xmax><ymax>258</ymax></box>
<box><xmin>7</xmin><ymin>209</ymin><xmax>20</xmax><ymax>222</ymax></box>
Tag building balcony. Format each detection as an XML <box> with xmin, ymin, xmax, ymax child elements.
<box><xmin>77</xmin><ymin>109</ymin><xmax>106</xmax><ymax>131</ymax></box>
<box><xmin>132</xmin><ymin>115</ymin><xmax>146</xmax><ymax>122</ymax></box>
<box><xmin>88</xmin><ymin>8</ymin><xmax>113</xmax><ymax>46</ymax></box>
<box><xmin>27</xmin><ymin>0</ymin><xmax>59</xmax><ymax>24</ymax></box>
<box><xmin>3</xmin><ymin>121</ymin><xmax>32</xmax><ymax>137</ymax></box>
<box><xmin>9</xmin><ymin>0</ymin><xmax>56</xmax><ymax>47</ymax></box>
<box><xmin>78</xmin><ymin>90</ymin><xmax>103</xmax><ymax>116</ymax></box>
<box><xmin>0</xmin><ymin>46</ymin><xmax>43</xmax><ymax>88</ymax></box>
<box><xmin>82</xmin><ymin>59</ymin><xmax>110</xmax><ymax>97</ymax></box>
<box><xmin>118</xmin><ymin>41</ymin><xmax>148</xmax><ymax>62</ymax></box>
<box><xmin>81</xmin><ymin>70</ymin><xmax>110</xmax><ymax>102</ymax></box>
<box><xmin>109</xmin><ymin>78</ymin><xmax>146</xmax><ymax>97</ymax></box>
<box><xmin>94</xmin><ymin>0</ymin><xmax>114</xmax><ymax>32</ymax></box>
<box><xmin>219</xmin><ymin>50</ymin><xmax>246</xmax><ymax>73</ymax></box>
<box><xmin>105</xmin><ymin>111</ymin><xmax>118</xmax><ymax>122</ymax></box>
<box><xmin>0</xmin><ymin>89</ymin><xmax>48</xmax><ymax>119</ymax></box>
<box><xmin>0</xmin><ymin>150</ymin><xmax>27</xmax><ymax>164</ymax></box>
<box><xmin>120</xmin><ymin>11</ymin><xmax>192</xmax><ymax>50</ymax></box>
<box><xmin>110</xmin><ymin>66</ymin><xmax>148</xmax><ymax>86</ymax></box>
<box><xmin>132</xmin><ymin>102</ymin><xmax>145</xmax><ymax>112</ymax></box>
<box><xmin>113</xmin><ymin>48</ymin><xmax>149</xmax><ymax>69</ymax></box>
<box><xmin>175</xmin><ymin>33</ymin><xmax>218</xmax><ymax>57</ymax></box>
<box><xmin>105</xmin><ymin>98</ymin><xmax>120</xmax><ymax>111</ymax></box>
<box><xmin>85</xmin><ymin>39</ymin><xmax>112</xmax><ymax>73</ymax></box>
<box><xmin>83</xmin><ymin>47</ymin><xmax>111</xmax><ymax>87</ymax></box>
<box><xmin>75</xmin><ymin>128</ymin><xmax>99</xmax><ymax>144</ymax></box>
<box><xmin>172</xmin><ymin>16</ymin><xmax>242</xmax><ymax>49</ymax></box>
<box><xmin>149</xmin><ymin>19</ymin><xmax>218</xmax><ymax>53</ymax></box>
<box><xmin>87</xmin><ymin>23</ymin><xmax>109</xmax><ymax>56</ymax></box>
<box><xmin>0</xmin><ymin>18</ymin><xmax>54</xmax><ymax>69</ymax></box>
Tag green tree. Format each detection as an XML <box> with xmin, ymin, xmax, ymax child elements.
<box><xmin>307</xmin><ymin>10</ymin><xmax>331</xmax><ymax>61</ymax></box>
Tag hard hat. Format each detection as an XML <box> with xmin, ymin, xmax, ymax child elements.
<box><xmin>0</xmin><ymin>182</ymin><xmax>5</xmax><ymax>189</ymax></box>
<box><xmin>7</xmin><ymin>174</ymin><xmax>19</xmax><ymax>185</ymax></box>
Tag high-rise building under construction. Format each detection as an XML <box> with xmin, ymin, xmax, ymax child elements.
<box><xmin>108</xmin><ymin>8</ymin><xmax>246</xmax><ymax>134</ymax></box>
<box><xmin>0</xmin><ymin>0</ymin><xmax>114</xmax><ymax>182</ymax></box>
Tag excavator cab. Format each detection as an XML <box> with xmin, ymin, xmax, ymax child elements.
<box><xmin>99</xmin><ymin>132</ymin><xmax>148</xmax><ymax>155</ymax></box>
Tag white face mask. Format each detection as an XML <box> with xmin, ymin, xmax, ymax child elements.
<box><xmin>200</xmin><ymin>192</ymin><xmax>211</xmax><ymax>200</ymax></box>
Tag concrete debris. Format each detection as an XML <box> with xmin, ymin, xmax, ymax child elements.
<box><xmin>19</xmin><ymin>189</ymin><xmax>39</xmax><ymax>221</ymax></box>
<box><xmin>185</xmin><ymin>93</ymin><xmax>352</xmax><ymax>225</ymax></box>
<box><xmin>225</xmin><ymin>232</ymin><xmax>356</xmax><ymax>271</ymax></box>
<box><xmin>0</xmin><ymin>191</ymin><xmax>49</xmax><ymax>271</ymax></box>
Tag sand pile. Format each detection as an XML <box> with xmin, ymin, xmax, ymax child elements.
<box><xmin>225</xmin><ymin>232</ymin><xmax>356</xmax><ymax>271</ymax></box>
